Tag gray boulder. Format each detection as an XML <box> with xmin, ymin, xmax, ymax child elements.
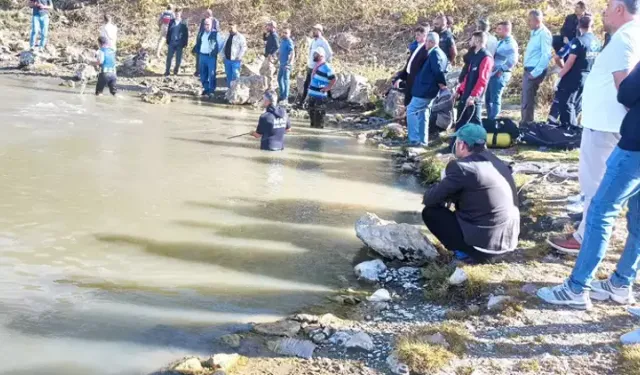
<box><xmin>347</xmin><ymin>74</ymin><xmax>372</xmax><ymax>105</ymax></box>
<box><xmin>225</xmin><ymin>75</ymin><xmax>267</xmax><ymax>105</ymax></box>
<box><xmin>74</xmin><ymin>63</ymin><xmax>97</xmax><ymax>81</ymax></box>
<box><xmin>384</xmin><ymin>89</ymin><xmax>406</xmax><ymax>118</ymax></box>
<box><xmin>355</xmin><ymin>212</ymin><xmax>438</xmax><ymax>263</ymax></box>
<box><xmin>18</xmin><ymin>50</ymin><xmax>36</xmax><ymax>68</ymax></box>
<box><xmin>141</xmin><ymin>86</ymin><xmax>172</xmax><ymax>104</ymax></box>
<box><xmin>354</xmin><ymin>259</ymin><xmax>387</xmax><ymax>282</ymax></box>
<box><xmin>253</xmin><ymin>319</ymin><xmax>300</xmax><ymax>337</ymax></box>
<box><xmin>268</xmin><ymin>338</ymin><xmax>316</xmax><ymax>359</ymax></box>
<box><xmin>120</xmin><ymin>49</ymin><xmax>150</xmax><ymax>76</ymax></box>
<box><xmin>345</xmin><ymin>331</ymin><xmax>375</xmax><ymax>351</ymax></box>
<box><xmin>329</xmin><ymin>72</ymin><xmax>352</xmax><ymax>100</ymax></box>
<box><xmin>335</xmin><ymin>32</ymin><xmax>361</xmax><ymax>50</ymax></box>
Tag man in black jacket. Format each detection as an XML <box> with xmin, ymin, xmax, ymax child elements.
<box><xmin>251</xmin><ymin>91</ymin><xmax>291</xmax><ymax>151</ymax></box>
<box><xmin>392</xmin><ymin>26</ymin><xmax>429</xmax><ymax>108</ymax></box>
<box><xmin>422</xmin><ymin>123</ymin><xmax>520</xmax><ymax>262</ymax></box>
<box><xmin>165</xmin><ymin>8</ymin><xmax>188</xmax><ymax>76</ymax></box>
<box><xmin>553</xmin><ymin>1</ymin><xmax>587</xmax><ymax>51</ymax></box>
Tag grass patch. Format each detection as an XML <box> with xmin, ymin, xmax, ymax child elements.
<box><xmin>619</xmin><ymin>345</ymin><xmax>640</xmax><ymax>375</ymax></box>
<box><xmin>516</xmin><ymin>359</ymin><xmax>541</xmax><ymax>373</ymax></box>
<box><xmin>395</xmin><ymin>323</ymin><xmax>471</xmax><ymax>373</ymax></box>
<box><xmin>514</xmin><ymin>174</ymin><xmax>535</xmax><ymax>191</ymax></box>
<box><xmin>419</xmin><ymin>156</ymin><xmax>446</xmax><ymax>185</ymax></box>
<box><xmin>514</xmin><ymin>146</ymin><xmax>580</xmax><ymax>163</ymax></box>
<box><xmin>422</xmin><ymin>262</ymin><xmax>509</xmax><ymax>303</ymax></box>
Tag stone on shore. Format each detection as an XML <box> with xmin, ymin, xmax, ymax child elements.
<box><xmin>203</xmin><ymin>353</ymin><xmax>240</xmax><ymax>371</ymax></box>
<box><xmin>330</xmin><ymin>73</ymin><xmax>352</xmax><ymax>100</ymax></box>
<box><xmin>448</xmin><ymin>267</ymin><xmax>469</xmax><ymax>286</ymax></box>
<box><xmin>347</xmin><ymin>74</ymin><xmax>372</xmax><ymax>106</ymax></box>
<box><xmin>354</xmin><ymin>259</ymin><xmax>387</xmax><ymax>282</ymax></box>
<box><xmin>384</xmin><ymin>89</ymin><xmax>406</xmax><ymax>118</ymax></box>
<box><xmin>335</xmin><ymin>32</ymin><xmax>361</xmax><ymax>50</ymax></box>
<box><xmin>253</xmin><ymin>319</ymin><xmax>300</xmax><ymax>337</ymax></box>
<box><xmin>225</xmin><ymin>75</ymin><xmax>266</xmax><ymax>105</ymax></box>
<box><xmin>18</xmin><ymin>50</ymin><xmax>36</xmax><ymax>68</ymax></box>
<box><xmin>268</xmin><ymin>338</ymin><xmax>317</xmax><ymax>359</ymax></box>
<box><xmin>344</xmin><ymin>331</ymin><xmax>375</xmax><ymax>352</ymax></box>
<box><xmin>367</xmin><ymin>288</ymin><xmax>392</xmax><ymax>302</ymax></box>
<box><xmin>74</xmin><ymin>63</ymin><xmax>97</xmax><ymax>81</ymax></box>
<box><xmin>171</xmin><ymin>357</ymin><xmax>203</xmax><ymax>375</ymax></box>
<box><xmin>120</xmin><ymin>49</ymin><xmax>150</xmax><ymax>76</ymax></box>
<box><xmin>355</xmin><ymin>212</ymin><xmax>438</xmax><ymax>263</ymax></box>
<box><xmin>141</xmin><ymin>86</ymin><xmax>172</xmax><ymax>104</ymax></box>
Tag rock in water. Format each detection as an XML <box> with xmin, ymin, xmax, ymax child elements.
<box><xmin>171</xmin><ymin>357</ymin><xmax>203</xmax><ymax>375</ymax></box>
<box><xmin>347</xmin><ymin>74</ymin><xmax>373</xmax><ymax>106</ymax></box>
<box><xmin>345</xmin><ymin>332</ymin><xmax>375</xmax><ymax>351</ymax></box>
<box><xmin>355</xmin><ymin>212</ymin><xmax>438</xmax><ymax>263</ymax></box>
<box><xmin>329</xmin><ymin>73</ymin><xmax>352</xmax><ymax>100</ymax></box>
<box><xmin>141</xmin><ymin>86</ymin><xmax>172</xmax><ymax>104</ymax></box>
<box><xmin>253</xmin><ymin>319</ymin><xmax>300</xmax><ymax>337</ymax></box>
<box><xmin>268</xmin><ymin>338</ymin><xmax>316</xmax><ymax>359</ymax></box>
<box><xmin>354</xmin><ymin>259</ymin><xmax>387</xmax><ymax>282</ymax></box>
<box><xmin>367</xmin><ymin>288</ymin><xmax>392</xmax><ymax>302</ymax></box>
<box><xmin>18</xmin><ymin>50</ymin><xmax>36</xmax><ymax>68</ymax></box>
<box><xmin>335</xmin><ymin>32</ymin><xmax>361</xmax><ymax>50</ymax></box>
<box><xmin>448</xmin><ymin>267</ymin><xmax>468</xmax><ymax>286</ymax></box>
<box><xmin>225</xmin><ymin>75</ymin><xmax>266</xmax><ymax>105</ymax></box>
<box><xmin>74</xmin><ymin>64</ymin><xmax>97</xmax><ymax>81</ymax></box>
<box><xmin>384</xmin><ymin>89</ymin><xmax>406</xmax><ymax>118</ymax></box>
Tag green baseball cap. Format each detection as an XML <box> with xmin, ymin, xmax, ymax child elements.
<box><xmin>453</xmin><ymin>123</ymin><xmax>487</xmax><ymax>145</ymax></box>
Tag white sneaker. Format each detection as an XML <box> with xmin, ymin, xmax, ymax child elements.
<box><xmin>537</xmin><ymin>281</ymin><xmax>593</xmax><ymax>310</ymax></box>
<box><xmin>590</xmin><ymin>279</ymin><xmax>636</xmax><ymax>304</ymax></box>
<box><xmin>621</xmin><ymin>328</ymin><xmax>640</xmax><ymax>345</ymax></box>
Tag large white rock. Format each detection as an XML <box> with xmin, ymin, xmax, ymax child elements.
<box><xmin>225</xmin><ymin>75</ymin><xmax>267</xmax><ymax>105</ymax></box>
<box><xmin>367</xmin><ymin>288</ymin><xmax>392</xmax><ymax>302</ymax></box>
<box><xmin>171</xmin><ymin>357</ymin><xmax>203</xmax><ymax>375</ymax></box>
<box><xmin>335</xmin><ymin>32</ymin><xmax>361</xmax><ymax>50</ymax></box>
<box><xmin>74</xmin><ymin>63</ymin><xmax>97</xmax><ymax>81</ymax></box>
<box><xmin>330</xmin><ymin>73</ymin><xmax>351</xmax><ymax>100</ymax></box>
<box><xmin>448</xmin><ymin>267</ymin><xmax>468</xmax><ymax>286</ymax></box>
<box><xmin>384</xmin><ymin>89</ymin><xmax>406</xmax><ymax>118</ymax></box>
<box><xmin>354</xmin><ymin>259</ymin><xmax>387</xmax><ymax>282</ymax></box>
<box><xmin>355</xmin><ymin>212</ymin><xmax>438</xmax><ymax>263</ymax></box>
<box><xmin>345</xmin><ymin>331</ymin><xmax>375</xmax><ymax>351</ymax></box>
<box><xmin>347</xmin><ymin>74</ymin><xmax>372</xmax><ymax>105</ymax></box>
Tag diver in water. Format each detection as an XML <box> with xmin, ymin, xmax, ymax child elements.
<box><xmin>251</xmin><ymin>90</ymin><xmax>291</xmax><ymax>151</ymax></box>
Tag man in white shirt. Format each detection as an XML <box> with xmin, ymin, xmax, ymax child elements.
<box><xmin>547</xmin><ymin>0</ymin><xmax>640</xmax><ymax>255</ymax></box>
<box><xmin>99</xmin><ymin>14</ymin><xmax>117</xmax><ymax>51</ymax></box>
<box><xmin>298</xmin><ymin>24</ymin><xmax>333</xmax><ymax>106</ymax></box>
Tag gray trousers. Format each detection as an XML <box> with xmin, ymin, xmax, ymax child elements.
<box><xmin>521</xmin><ymin>68</ymin><xmax>547</xmax><ymax>124</ymax></box>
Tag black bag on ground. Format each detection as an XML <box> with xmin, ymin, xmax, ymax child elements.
<box><xmin>518</xmin><ymin>122</ymin><xmax>582</xmax><ymax>149</ymax></box>
<box><xmin>481</xmin><ymin>117</ymin><xmax>520</xmax><ymax>148</ymax></box>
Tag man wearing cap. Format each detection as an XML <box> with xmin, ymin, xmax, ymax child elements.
<box><xmin>422</xmin><ymin>123</ymin><xmax>520</xmax><ymax>262</ymax></box>
<box><xmin>261</xmin><ymin>21</ymin><xmax>280</xmax><ymax>90</ymax></box>
<box><xmin>307</xmin><ymin>47</ymin><xmax>336</xmax><ymax>128</ymax></box>
<box><xmin>251</xmin><ymin>91</ymin><xmax>291</xmax><ymax>151</ymax></box>
<box><xmin>299</xmin><ymin>24</ymin><xmax>334</xmax><ymax>106</ymax></box>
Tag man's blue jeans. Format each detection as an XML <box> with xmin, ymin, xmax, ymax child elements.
<box><xmin>30</xmin><ymin>14</ymin><xmax>49</xmax><ymax>49</ymax></box>
<box><xmin>165</xmin><ymin>45</ymin><xmax>184</xmax><ymax>75</ymax></box>
<box><xmin>485</xmin><ymin>72</ymin><xmax>511</xmax><ymax>120</ymax></box>
<box><xmin>224</xmin><ymin>59</ymin><xmax>241</xmax><ymax>88</ymax></box>
<box><xmin>199</xmin><ymin>54</ymin><xmax>217</xmax><ymax>94</ymax></box>
<box><xmin>406</xmin><ymin>96</ymin><xmax>434</xmax><ymax>144</ymax></box>
<box><xmin>568</xmin><ymin>147</ymin><xmax>640</xmax><ymax>293</ymax></box>
<box><xmin>278</xmin><ymin>66</ymin><xmax>291</xmax><ymax>101</ymax></box>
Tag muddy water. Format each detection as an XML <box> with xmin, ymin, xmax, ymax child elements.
<box><xmin>0</xmin><ymin>76</ymin><xmax>423</xmax><ymax>375</ymax></box>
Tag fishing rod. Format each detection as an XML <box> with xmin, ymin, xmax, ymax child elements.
<box><xmin>227</xmin><ymin>132</ymin><xmax>252</xmax><ymax>139</ymax></box>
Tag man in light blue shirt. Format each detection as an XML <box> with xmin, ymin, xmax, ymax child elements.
<box><xmin>486</xmin><ymin>21</ymin><xmax>519</xmax><ymax>119</ymax></box>
<box><xmin>521</xmin><ymin>9</ymin><xmax>552</xmax><ymax>123</ymax></box>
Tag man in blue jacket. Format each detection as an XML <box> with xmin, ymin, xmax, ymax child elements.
<box><xmin>406</xmin><ymin>32</ymin><xmax>448</xmax><ymax>146</ymax></box>
<box><xmin>251</xmin><ymin>91</ymin><xmax>291</xmax><ymax>151</ymax></box>
<box><xmin>165</xmin><ymin>8</ymin><xmax>188</xmax><ymax>76</ymax></box>
<box><xmin>193</xmin><ymin>18</ymin><xmax>224</xmax><ymax>97</ymax></box>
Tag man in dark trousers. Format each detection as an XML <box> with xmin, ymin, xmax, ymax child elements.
<box><xmin>392</xmin><ymin>26</ymin><xmax>429</xmax><ymax>109</ymax></box>
<box><xmin>454</xmin><ymin>32</ymin><xmax>494</xmax><ymax>130</ymax></box>
<box><xmin>193</xmin><ymin>9</ymin><xmax>220</xmax><ymax>76</ymax></box>
<box><xmin>251</xmin><ymin>91</ymin><xmax>291</xmax><ymax>151</ymax></box>
<box><xmin>548</xmin><ymin>15</ymin><xmax>601</xmax><ymax>127</ymax></box>
<box><xmin>94</xmin><ymin>36</ymin><xmax>117</xmax><ymax>96</ymax></box>
<box><xmin>261</xmin><ymin>20</ymin><xmax>279</xmax><ymax>91</ymax></box>
<box><xmin>193</xmin><ymin>18</ymin><xmax>224</xmax><ymax>98</ymax></box>
<box><xmin>165</xmin><ymin>8</ymin><xmax>188</xmax><ymax>76</ymax></box>
<box><xmin>433</xmin><ymin>15</ymin><xmax>457</xmax><ymax>65</ymax></box>
<box><xmin>422</xmin><ymin>123</ymin><xmax>520</xmax><ymax>263</ymax></box>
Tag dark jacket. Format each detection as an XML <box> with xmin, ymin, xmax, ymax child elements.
<box><xmin>561</xmin><ymin>13</ymin><xmax>580</xmax><ymax>41</ymax></box>
<box><xmin>198</xmin><ymin>17</ymin><xmax>220</xmax><ymax>33</ymax></box>
<box><xmin>617</xmin><ymin>60</ymin><xmax>640</xmax><ymax>152</ymax></box>
<box><xmin>457</xmin><ymin>48</ymin><xmax>493</xmax><ymax>100</ymax></box>
<box><xmin>395</xmin><ymin>44</ymin><xmax>429</xmax><ymax>100</ymax></box>
<box><xmin>256</xmin><ymin>105</ymin><xmax>291</xmax><ymax>151</ymax></box>
<box><xmin>423</xmin><ymin>150</ymin><xmax>520</xmax><ymax>253</ymax></box>
<box><xmin>166</xmin><ymin>19</ymin><xmax>189</xmax><ymax>48</ymax></box>
<box><xmin>264</xmin><ymin>31</ymin><xmax>279</xmax><ymax>57</ymax></box>
<box><xmin>412</xmin><ymin>46</ymin><xmax>448</xmax><ymax>99</ymax></box>
<box><xmin>193</xmin><ymin>30</ymin><xmax>221</xmax><ymax>57</ymax></box>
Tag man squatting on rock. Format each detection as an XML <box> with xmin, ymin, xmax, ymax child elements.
<box><xmin>421</xmin><ymin>123</ymin><xmax>520</xmax><ymax>263</ymax></box>
<box><xmin>251</xmin><ymin>91</ymin><xmax>291</xmax><ymax>151</ymax></box>
<box><xmin>94</xmin><ymin>36</ymin><xmax>117</xmax><ymax>96</ymax></box>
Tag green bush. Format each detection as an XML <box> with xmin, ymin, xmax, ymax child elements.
<box><xmin>419</xmin><ymin>156</ymin><xmax>445</xmax><ymax>185</ymax></box>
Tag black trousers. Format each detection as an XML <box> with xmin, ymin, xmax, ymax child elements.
<box><xmin>308</xmin><ymin>96</ymin><xmax>327</xmax><ymax>128</ymax></box>
<box><xmin>300</xmin><ymin>68</ymin><xmax>313</xmax><ymax>105</ymax></box>
<box><xmin>422</xmin><ymin>206</ymin><xmax>491</xmax><ymax>262</ymax></box>
<box><xmin>96</xmin><ymin>72</ymin><xmax>117</xmax><ymax>95</ymax></box>
<box><xmin>550</xmin><ymin>84</ymin><xmax>583</xmax><ymax>127</ymax></box>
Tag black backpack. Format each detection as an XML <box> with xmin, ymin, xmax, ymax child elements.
<box><xmin>518</xmin><ymin>122</ymin><xmax>582</xmax><ymax>149</ymax></box>
<box><xmin>481</xmin><ymin>118</ymin><xmax>521</xmax><ymax>148</ymax></box>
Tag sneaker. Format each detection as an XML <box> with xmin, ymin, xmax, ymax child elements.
<box><xmin>537</xmin><ymin>281</ymin><xmax>593</xmax><ymax>310</ymax></box>
<box><xmin>567</xmin><ymin>194</ymin><xmax>584</xmax><ymax>204</ymax></box>
<box><xmin>621</xmin><ymin>328</ymin><xmax>640</xmax><ymax>345</ymax></box>
<box><xmin>546</xmin><ymin>234</ymin><xmax>581</xmax><ymax>255</ymax></box>
<box><xmin>590</xmin><ymin>278</ymin><xmax>636</xmax><ymax>304</ymax></box>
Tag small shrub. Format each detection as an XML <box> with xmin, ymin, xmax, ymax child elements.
<box><xmin>516</xmin><ymin>359</ymin><xmax>541</xmax><ymax>373</ymax></box>
<box><xmin>419</xmin><ymin>156</ymin><xmax>445</xmax><ymax>185</ymax></box>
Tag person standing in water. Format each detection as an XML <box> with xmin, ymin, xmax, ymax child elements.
<box><xmin>94</xmin><ymin>36</ymin><xmax>117</xmax><ymax>96</ymax></box>
<box><xmin>307</xmin><ymin>47</ymin><xmax>337</xmax><ymax>129</ymax></box>
<box><xmin>251</xmin><ymin>91</ymin><xmax>291</xmax><ymax>151</ymax></box>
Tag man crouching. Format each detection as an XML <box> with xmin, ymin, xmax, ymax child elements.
<box><xmin>251</xmin><ymin>91</ymin><xmax>291</xmax><ymax>151</ymax></box>
<box><xmin>421</xmin><ymin>124</ymin><xmax>520</xmax><ymax>263</ymax></box>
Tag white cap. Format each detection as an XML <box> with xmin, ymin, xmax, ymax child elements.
<box><xmin>312</xmin><ymin>24</ymin><xmax>323</xmax><ymax>32</ymax></box>
<box><xmin>314</xmin><ymin>47</ymin><xmax>326</xmax><ymax>57</ymax></box>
